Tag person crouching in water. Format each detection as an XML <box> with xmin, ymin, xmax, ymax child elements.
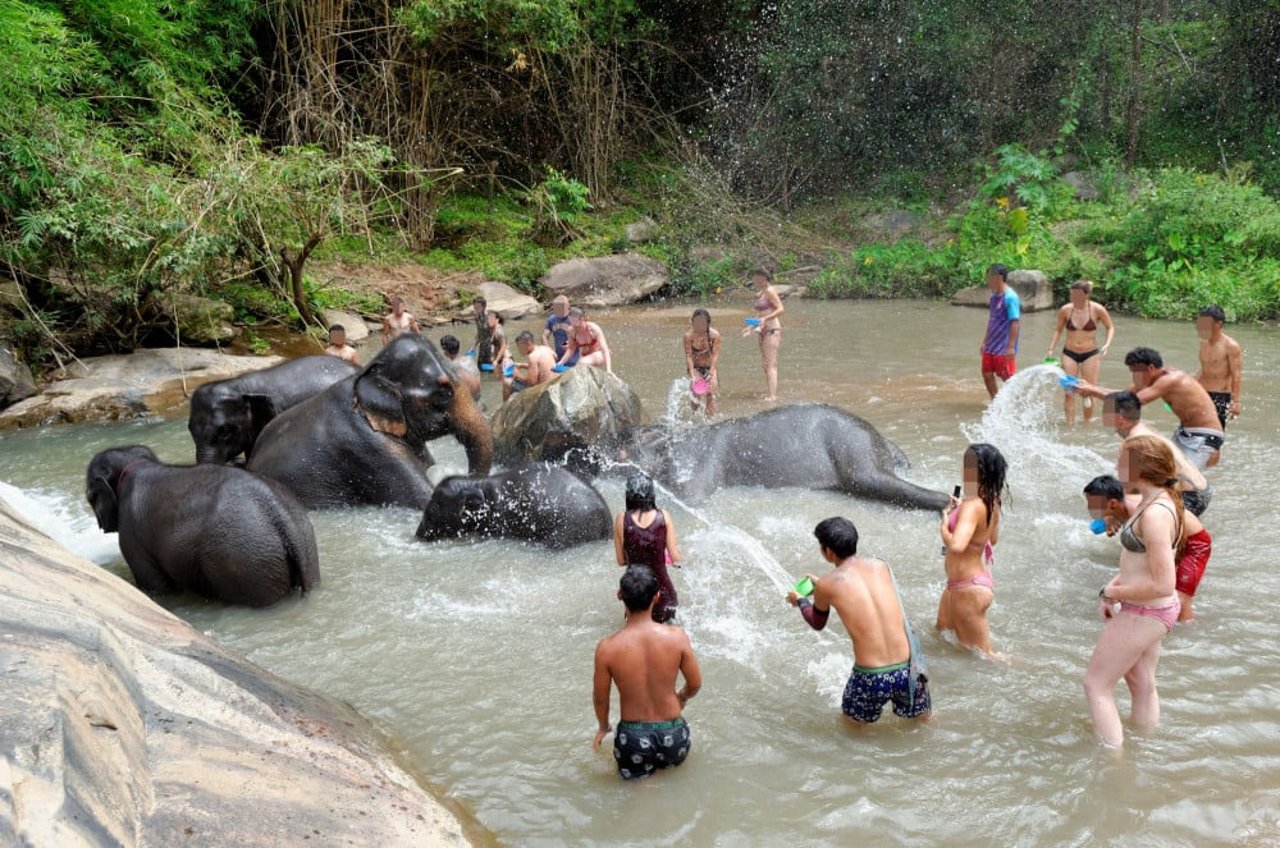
<box><xmin>937</xmin><ymin>443</ymin><xmax>1007</xmax><ymax>658</ymax></box>
<box><xmin>1084</xmin><ymin>475</ymin><xmax>1212</xmax><ymax>623</ymax></box>
<box><xmin>593</xmin><ymin>565</ymin><xmax>702</xmax><ymax>779</ymax></box>
<box><xmin>786</xmin><ymin>517</ymin><xmax>931</xmax><ymax>726</ymax></box>
<box><xmin>614</xmin><ymin>474</ymin><xmax>682</xmax><ymax>623</ymax></box>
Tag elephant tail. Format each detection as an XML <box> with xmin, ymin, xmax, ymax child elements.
<box><xmin>265</xmin><ymin>493</ymin><xmax>320</xmax><ymax>595</ymax></box>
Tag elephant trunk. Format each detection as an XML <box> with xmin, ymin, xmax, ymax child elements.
<box><xmin>448</xmin><ymin>388</ymin><xmax>493</xmax><ymax>476</ymax></box>
<box><xmin>196</xmin><ymin>444</ymin><xmax>223</xmax><ymax>465</ymax></box>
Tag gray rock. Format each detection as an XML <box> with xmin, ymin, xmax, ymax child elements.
<box><xmin>320</xmin><ymin>309</ymin><xmax>369</xmax><ymax>342</ymax></box>
<box><xmin>623</xmin><ymin>217</ymin><xmax>659</xmax><ymax>243</ymax></box>
<box><xmin>1063</xmin><ymin>171</ymin><xmax>1100</xmax><ymax>201</ymax></box>
<box><xmin>148</xmin><ymin>293</ymin><xmax>237</xmax><ymax>344</ymax></box>
<box><xmin>0</xmin><ymin>278</ymin><xmax>23</xmax><ymax>313</ymax></box>
<box><xmin>0</xmin><ymin>495</ymin><xmax>484</xmax><ymax>847</ymax></box>
<box><xmin>950</xmin><ymin>269</ymin><xmax>1054</xmax><ymax>313</ymax></box>
<box><xmin>0</xmin><ymin>348</ymin><xmax>37</xmax><ymax>407</ymax></box>
<box><xmin>476</xmin><ymin>280</ymin><xmax>541</xmax><ymax>320</ymax></box>
<box><xmin>491</xmin><ymin>365</ymin><xmax>642</xmax><ymax>470</ymax></box>
<box><xmin>539</xmin><ymin>254</ymin><xmax>670</xmax><ymax>308</ymax></box>
<box><xmin>0</xmin><ymin>348</ymin><xmax>285</xmax><ymax>429</ymax></box>
<box><xmin>689</xmin><ymin>245</ymin><xmax>729</xmax><ymax>265</ymax></box>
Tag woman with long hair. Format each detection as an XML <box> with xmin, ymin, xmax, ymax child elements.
<box><xmin>937</xmin><ymin>443</ymin><xmax>1007</xmax><ymax>657</ymax></box>
<box><xmin>1084</xmin><ymin>434</ymin><xmax>1184</xmax><ymax>749</ymax></box>
<box><xmin>613</xmin><ymin>474</ymin><xmax>683</xmax><ymax>623</ymax></box>
<box><xmin>1047</xmin><ymin>280</ymin><xmax>1116</xmax><ymax>425</ymax></box>
<box><xmin>684</xmin><ymin>308</ymin><xmax>721</xmax><ymax>416</ymax></box>
<box><xmin>741</xmin><ymin>268</ymin><xmax>783</xmax><ymax>402</ymax></box>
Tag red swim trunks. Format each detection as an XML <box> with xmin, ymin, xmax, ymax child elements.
<box><xmin>1176</xmin><ymin>528</ymin><xmax>1212</xmax><ymax>596</ymax></box>
<box><xmin>981</xmin><ymin>352</ymin><xmax>1016</xmax><ymax>381</ymax></box>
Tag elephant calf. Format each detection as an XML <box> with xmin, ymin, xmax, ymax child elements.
<box><xmin>87</xmin><ymin>446</ymin><xmax>320</xmax><ymax>607</ymax></box>
<box><xmin>416</xmin><ymin>464</ymin><xmax>612</xmax><ymax>549</ymax></box>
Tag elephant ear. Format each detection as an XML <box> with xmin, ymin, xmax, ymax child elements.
<box><xmin>87</xmin><ymin>476</ymin><xmax>120</xmax><ymax>533</ymax></box>
<box><xmin>354</xmin><ymin>366</ymin><xmax>408</xmax><ymax>435</ymax></box>
<box><xmin>244</xmin><ymin>394</ymin><xmax>279</xmax><ymax>442</ymax></box>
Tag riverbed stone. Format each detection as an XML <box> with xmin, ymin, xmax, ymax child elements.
<box><xmin>475</xmin><ymin>280</ymin><xmax>541</xmax><ymax>320</ymax></box>
<box><xmin>624</xmin><ymin>217</ymin><xmax>660</xmax><ymax>243</ymax></box>
<box><xmin>1063</xmin><ymin>171</ymin><xmax>1100</xmax><ymax>201</ymax></box>
<box><xmin>148</xmin><ymin>292</ymin><xmax>237</xmax><ymax>344</ymax></box>
<box><xmin>0</xmin><ymin>495</ymin><xmax>484</xmax><ymax>847</ymax></box>
<box><xmin>950</xmin><ymin>269</ymin><xmax>1054</xmax><ymax>312</ymax></box>
<box><xmin>491</xmin><ymin>365</ymin><xmax>642</xmax><ymax>471</ymax></box>
<box><xmin>539</xmin><ymin>254</ymin><xmax>670</xmax><ymax>308</ymax></box>
<box><xmin>321</xmin><ymin>308</ymin><xmax>369</xmax><ymax>342</ymax></box>
<box><xmin>0</xmin><ymin>348</ymin><xmax>37</xmax><ymax>408</ymax></box>
<box><xmin>0</xmin><ymin>348</ymin><xmax>285</xmax><ymax>429</ymax></box>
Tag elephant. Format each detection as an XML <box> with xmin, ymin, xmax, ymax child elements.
<box><xmin>247</xmin><ymin>334</ymin><xmax>494</xmax><ymax>509</ymax></box>
<box><xmin>620</xmin><ymin>403</ymin><xmax>949</xmax><ymax>511</ymax></box>
<box><xmin>416</xmin><ymin>464</ymin><xmax>612</xmax><ymax>548</ymax></box>
<box><xmin>189</xmin><ymin>355</ymin><xmax>358</xmax><ymax>465</ymax></box>
<box><xmin>86</xmin><ymin>445</ymin><xmax>319</xmax><ymax>607</ymax></box>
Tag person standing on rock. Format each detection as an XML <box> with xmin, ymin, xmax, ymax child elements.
<box><xmin>503</xmin><ymin>331</ymin><xmax>556</xmax><ymax>400</ymax></box>
<box><xmin>324</xmin><ymin>325</ymin><xmax>361</xmax><ymax>366</ymax></box>
<box><xmin>543</xmin><ymin>294</ymin><xmax>578</xmax><ymax>365</ymax></box>
<box><xmin>741</xmin><ymin>268</ymin><xmax>783</xmax><ymax>402</ymax></box>
<box><xmin>593</xmin><ymin>564</ymin><xmax>701</xmax><ymax>780</ymax></box>
<box><xmin>558</xmin><ymin>307</ymin><xmax>612</xmax><ymax>372</ymax></box>
<box><xmin>381</xmin><ymin>298</ymin><xmax>421</xmax><ymax>345</ymax></box>
<box><xmin>980</xmin><ymin>263</ymin><xmax>1020</xmax><ymax>399</ymax></box>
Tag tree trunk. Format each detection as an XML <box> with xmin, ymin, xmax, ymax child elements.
<box><xmin>280</xmin><ymin>234</ymin><xmax>322</xmax><ymax>326</ymax></box>
<box><xmin>1125</xmin><ymin>0</ymin><xmax>1144</xmax><ymax>167</ymax></box>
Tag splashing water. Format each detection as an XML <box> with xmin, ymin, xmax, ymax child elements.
<box><xmin>0</xmin><ymin>480</ymin><xmax>120</xmax><ymax>564</ymax></box>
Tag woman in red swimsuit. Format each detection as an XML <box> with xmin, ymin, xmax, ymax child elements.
<box><xmin>937</xmin><ymin>443</ymin><xmax>1006</xmax><ymax>658</ymax></box>
<box><xmin>559</xmin><ymin>307</ymin><xmax>612</xmax><ymax>372</ymax></box>
<box><xmin>613</xmin><ymin>474</ymin><xmax>683</xmax><ymax>623</ymax></box>
<box><xmin>1047</xmin><ymin>280</ymin><xmax>1116</xmax><ymax>425</ymax></box>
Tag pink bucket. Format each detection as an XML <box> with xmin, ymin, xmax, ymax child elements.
<box><xmin>691</xmin><ymin>378</ymin><xmax>710</xmax><ymax>396</ymax></box>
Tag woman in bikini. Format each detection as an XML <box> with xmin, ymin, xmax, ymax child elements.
<box><xmin>613</xmin><ymin>474</ymin><xmax>683</xmax><ymax>623</ymax></box>
<box><xmin>740</xmin><ymin>268</ymin><xmax>783</xmax><ymax>402</ymax></box>
<box><xmin>558</xmin><ymin>307</ymin><xmax>612</xmax><ymax>372</ymax></box>
<box><xmin>683</xmin><ymin>308</ymin><xmax>721</xmax><ymax>416</ymax></box>
<box><xmin>1084</xmin><ymin>434</ymin><xmax>1184</xmax><ymax>749</ymax></box>
<box><xmin>1047</xmin><ymin>280</ymin><xmax>1115</xmax><ymax>425</ymax></box>
<box><xmin>937</xmin><ymin>443</ymin><xmax>1007</xmax><ymax>658</ymax></box>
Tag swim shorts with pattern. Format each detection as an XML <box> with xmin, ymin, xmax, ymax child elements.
<box><xmin>841</xmin><ymin>661</ymin><xmax>931</xmax><ymax>723</ymax></box>
<box><xmin>612</xmin><ymin>717</ymin><xmax>690</xmax><ymax>779</ymax></box>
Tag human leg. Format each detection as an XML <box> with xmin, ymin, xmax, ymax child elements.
<box><xmin>1123</xmin><ymin>638</ymin><xmax>1163</xmax><ymax>730</ymax></box>
<box><xmin>935</xmin><ymin>589</ymin><xmax>953</xmax><ymax>632</ymax></box>
<box><xmin>578</xmin><ymin>351</ymin><xmax>606</xmax><ymax>368</ymax></box>
<box><xmin>1080</xmin><ymin>351</ymin><xmax>1103</xmax><ymax>423</ymax></box>
<box><xmin>760</xmin><ymin>331</ymin><xmax>780</xmax><ymax>401</ymax></box>
<box><xmin>948</xmin><ymin>585</ymin><xmax>994</xmax><ymax>655</ymax></box>
<box><xmin>1083</xmin><ymin>611</ymin><xmax>1166</xmax><ymax>747</ymax></box>
<box><xmin>1061</xmin><ymin>352</ymin><xmax>1082</xmax><ymax>425</ymax></box>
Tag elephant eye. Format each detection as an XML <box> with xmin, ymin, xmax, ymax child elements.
<box><xmin>215</xmin><ymin>425</ymin><xmax>234</xmax><ymax>441</ymax></box>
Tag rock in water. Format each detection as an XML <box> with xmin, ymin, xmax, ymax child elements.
<box><xmin>475</xmin><ymin>280</ymin><xmax>541</xmax><ymax>320</ymax></box>
<box><xmin>491</xmin><ymin>366</ymin><xmax>642</xmax><ymax>471</ymax></box>
<box><xmin>148</xmin><ymin>293</ymin><xmax>238</xmax><ymax>344</ymax></box>
<box><xmin>950</xmin><ymin>269</ymin><xmax>1054</xmax><ymax>312</ymax></box>
<box><xmin>0</xmin><ymin>347</ymin><xmax>37</xmax><ymax>408</ymax></box>
<box><xmin>320</xmin><ymin>308</ymin><xmax>369</xmax><ymax>342</ymax></box>
<box><xmin>0</xmin><ymin>495</ymin><xmax>485</xmax><ymax>846</ymax></box>
<box><xmin>539</xmin><ymin>254</ymin><xmax>670</xmax><ymax>308</ymax></box>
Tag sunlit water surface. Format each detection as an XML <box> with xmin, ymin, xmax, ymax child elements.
<box><xmin>3</xmin><ymin>299</ymin><xmax>1278</xmax><ymax>845</ymax></box>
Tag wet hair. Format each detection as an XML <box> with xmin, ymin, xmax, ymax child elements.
<box><xmin>691</xmin><ymin>307</ymin><xmax>711</xmax><ymax>326</ymax></box>
<box><xmin>625</xmin><ymin>473</ymin><xmax>657</xmax><ymax>512</ymax></box>
<box><xmin>473</xmin><ymin>295</ymin><xmax>487</xmax><ymax>308</ymax></box>
<box><xmin>328</xmin><ymin>324</ymin><xmax>346</xmax><ymax>335</ymax></box>
<box><xmin>1198</xmin><ymin>305</ymin><xmax>1225</xmax><ymax>323</ymax></box>
<box><xmin>1083</xmin><ymin>475</ymin><xmax>1125</xmax><ymax>502</ymax></box>
<box><xmin>964</xmin><ymin>443</ymin><xmax>1008</xmax><ymax>527</ymax></box>
<box><xmin>620</xmin><ymin>565</ymin><xmax>660</xmax><ymax>612</ymax></box>
<box><xmin>486</xmin><ymin>310</ymin><xmax>504</xmax><ymax>325</ymax></box>
<box><xmin>1120</xmin><ymin>435</ymin><xmax>1187</xmax><ymax>553</ymax></box>
<box><xmin>986</xmin><ymin>263</ymin><xmax>1008</xmax><ymax>281</ymax></box>
<box><xmin>568</xmin><ymin>306</ymin><xmax>585</xmax><ymax>319</ymax></box>
<box><xmin>813</xmin><ymin>516</ymin><xmax>859</xmax><ymax>559</ymax></box>
<box><xmin>516</xmin><ymin>330</ymin><xmax>535</xmax><ymax>345</ymax></box>
<box><xmin>1070</xmin><ymin>280</ymin><xmax>1093</xmax><ymax>294</ymax></box>
<box><xmin>750</xmin><ymin>267</ymin><xmax>773</xmax><ymax>282</ymax></box>
<box><xmin>1124</xmin><ymin>347</ymin><xmax>1163</xmax><ymax>369</ymax></box>
<box><xmin>1107</xmin><ymin>391</ymin><xmax>1142</xmax><ymax>420</ymax></box>
<box><xmin>439</xmin><ymin>334</ymin><xmax>460</xmax><ymax>355</ymax></box>
<box><xmin>390</xmin><ymin>297</ymin><xmax>405</xmax><ymax>308</ymax></box>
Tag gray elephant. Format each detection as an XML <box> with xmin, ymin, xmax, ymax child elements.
<box><xmin>416</xmin><ymin>464</ymin><xmax>612</xmax><ymax>548</ymax></box>
<box><xmin>189</xmin><ymin>355</ymin><xmax>358</xmax><ymax>464</ymax></box>
<box><xmin>622</xmin><ymin>403</ymin><xmax>948</xmax><ymax>511</ymax></box>
<box><xmin>86</xmin><ymin>445</ymin><xmax>319</xmax><ymax>607</ymax></box>
<box><xmin>248</xmin><ymin>335</ymin><xmax>493</xmax><ymax>509</ymax></box>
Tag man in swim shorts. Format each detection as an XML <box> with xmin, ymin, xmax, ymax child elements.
<box><xmin>381</xmin><ymin>297</ymin><xmax>421</xmax><ymax>345</ymax></box>
<box><xmin>980</xmin><ymin>263</ymin><xmax>1021</xmax><ymax>399</ymax></box>
<box><xmin>1083</xmin><ymin>475</ymin><xmax>1213</xmax><ymax>622</ymax></box>
<box><xmin>593</xmin><ymin>565</ymin><xmax>701</xmax><ymax>779</ymax></box>
<box><xmin>786</xmin><ymin>517</ymin><xmax>931</xmax><ymax>725</ymax></box>
<box><xmin>1195</xmin><ymin>305</ymin><xmax>1242</xmax><ymax>467</ymax></box>
<box><xmin>1103</xmin><ymin>391</ymin><xmax>1212</xmax><ymax>516</ymax></box>
<box><xmin>1077</xmin><ymin>347</ymin><xmax>1224</xmax><ymax>470</ymax></box>
<box><xmin>503</xmin><ymin>331</ymin><xmax>556</xmax><ymax>401</ymax></box>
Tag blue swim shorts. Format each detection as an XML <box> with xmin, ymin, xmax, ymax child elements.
<box><xmin>841</xmin><ymin>661</ymin><xmax>931</xmax><ymax>723</ymax></box>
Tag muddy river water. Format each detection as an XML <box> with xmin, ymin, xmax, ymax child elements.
<box><xmin>2</xmin><ymin>298</ymin><xmax>1278</xmax><ymax>845</ymax></box>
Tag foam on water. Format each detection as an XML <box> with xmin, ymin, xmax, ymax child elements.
<box><xmin>0</xmin><ymin>479</ymin><xmax>119</xmax><ymax>564</ymax></box>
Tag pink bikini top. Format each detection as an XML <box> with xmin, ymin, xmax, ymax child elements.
<box><xmin>755</xmin><ymin>294</ymin><xmax>770</xmax><ymax>312</ymax></box>
<box><xmin>947</xmin><ymin>505</ymin><xmax>995</xmax><ymax>566</ymax></box>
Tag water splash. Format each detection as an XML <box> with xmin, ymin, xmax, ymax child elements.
<box><xmin>0</xmin><ymin>479</ymin><xmax>120</xmax><ymax>564</ymax></box>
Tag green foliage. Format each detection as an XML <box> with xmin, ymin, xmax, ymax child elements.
<box><xmin>808</xmin><ymin>241</ymin><xmax>955</xmax><ymax>300</ymax></box>
<box><xmin>526</xmin><ymin>166</ymin><xmax>592</xmax><ymax>245</ymax></box>
<box><xmin>668</xmin><ymin>255</ymin><xmax>738</xmax><ymax>298</ymax></box>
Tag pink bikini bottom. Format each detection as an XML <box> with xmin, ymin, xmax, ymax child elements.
<box><xmin>947</xmin><ymin>570</ymin><xmax>994</xmax><ymax>592</ymax></box>
<box><xmin>1119</xmin><ymin>600</ymin><xmax>1180</xmax><ymax>633</ymax></box>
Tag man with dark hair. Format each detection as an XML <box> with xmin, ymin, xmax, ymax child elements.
<box><xmin>438</xmin><ymin>333</ymin><xmax>481</xmax><ymax>400</ymax></box>
<box><xmin>1078</xmin><ymin>346</ymin><xmax>1223</xmax><ymax>469</ymax></box>
<box><xmin>324</xmin><ymin>324</ymin><xmax>360</xmax><ymax>365</ymax></box>
<box><xmin>381</xmin><ymin>297</ymin><xmax>421</xmax><ymax>344</ymax></box>
<box><xmin>1082</xmin><ymin>475</ymin><xmax>1212</xmax><ymax>622</ymax></box>
<box><xmin>980</xmin><ymin>263</ymin><xmax>1021</xmax><ymax>398</ymax></box>
<box><xmin>502</xmin><ymin>330</ymin><xmax>557</xmax><ymax>401</ymax></box>
<box><xmin>1195</xmin><ymin>305</ymin><xmax>1242</xmax><ymax>466</ymax></box>
<box><xmin>1103</xmin><ymin>391</ymin><xmax>1211</xmax><ymax>514</ymax></box>
<box><xmin>593</xmin><ymin>565</ymin><xmax>701</xmax><ymax>779</ymax></box>
<box><xmin>786</xmin><ymin>517</ymin><xmax>931</xmax><ymax>725</ymax></box>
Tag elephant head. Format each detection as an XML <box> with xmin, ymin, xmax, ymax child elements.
<box><xmin>415</xmin><ymin>475</ymin><xmax>488</xmax><ymax>540</ymax></box>
<box><xmin>189</xmin><ymin>388</ymin><xmax>277</xmax><ymax>465</ymax></box>
<box><xmin>354</xmin><ymin>335</ymin><xmax>493</xmax><ymax>475</ymax></box>
<box><xmin>86</xmin><ymin>445</ymin><xmax>159</xmax><ymax>532</ymax></box>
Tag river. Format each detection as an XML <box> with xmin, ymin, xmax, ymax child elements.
<box><xmin>2</xmin><ymin>298</ymin><xmax>1277</xmax><ymax>845</ymax></box>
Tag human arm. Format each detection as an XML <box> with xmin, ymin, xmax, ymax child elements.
<box><xmin>1097</xmin><ymin>305</ymin><xmax>1115</xmax><ymax>357</ymax></box>
<box><xmin>708</xmin><ymin>330</ymin><xmax>721</xmax><ymax>377</ymax></box>
<box><xmin>940</xmin><ymin>499</ymin><xmax>980</xmax><ymax>555</ymax></box>
<box><xmin>683</xmin><ymin>332</ymin><xmax>696</xmax><ymax>379</ymax></box>
<box><xmin>789</xmin><ymin>574</ymin><xmax>830</xmax><ymax>630</ymax></box>
<box><xmin>677</xmin><ymin>635</ymin><xmax>702</xmax><ymax>707</ymax></box>
<box><xmin>1047</xmin><ymin>306</ymin><xmax>1068</xmax><ymax>354</ymax></box>
<box><xmin>663</xmin><ymin>510</ymin><xmax>682</xmax><ymax>566</ymax></box>
<box><xmin>592</xmin><ymin>644</ymin><xmax>613</xmax><ymax>750</ymax></box>
<box><xmin>409</xmin><ymin>315</ymin><xmax>422</xmax><ymax>334</ymax></box>
<box><xmin>1004</xmin><ymin>319</ymin><xmax>1020</xmax><ymax>358</ymax></box>
<box><xmin>594</xmin><ymin>323</ymin><xmax>612</xmax><ymax>373</ymax></box>
<box><xmin>542</xmin><ymin>318</ymin><xmax>553</xmax><ymax>348</ymax></box>
<box><xmin>556</xmin><ymin>332</ymin><xmax>579</xmax><ymax>366</ymax></box>
<box><xmin>613</xmin><ymin>512</ymin><xmax>627</xmax><ymax>566</ymax></box>
<box><xmin>380</xmin><ymin>318</ymin><xmax>392</xmax><ymax>345</ymax></box>
<box><xmin>1229</xmin><ymin>340</ymin><xmax>1243</xmax><ymax>417</ymax></box>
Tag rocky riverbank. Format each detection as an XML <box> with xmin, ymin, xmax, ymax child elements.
<box><xmin>0</xmin><ymin>495</ymin><xmax>490</xmax><ymax>846</ymax></box>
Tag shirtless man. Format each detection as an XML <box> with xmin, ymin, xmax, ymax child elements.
<box><xmin>503</xmin><ymin>331</ymin><xmax>556</xmax><ymax>401</ymax></box>
<box><xmin>786</xmin><ymin>517</ymin><xmax>931</xmax><ymax>726</ymax></box>
<box><xmin>1195</xmin><ymin>305</ymin><xmax>1242</xmax><ymax>467</ymax></box>
<box><xmin>1077</xmin><ymin>347</ymin><xmax>1223</xmax><ymax>470</ymax></box>
<box><xmin>1103</xmin><ymin>391</ymin><xmax>1211</xmax><ymax>515</ymax></box>
<box><xmin>557</xmin><ymin>307</ymin><xmax>612</xmax><ymax>372</ymax></box>
<box><xmin>592</xmin><ymin>565</ymin><xmax>701</xmax><ymax>780</ymax></box>
<box><xmin>439</xmin><ymin>334</ymin><xmax>481</xmax><ymax>400</ymax></box>
<box><xmin>323</xmin><ymin>325</ymin><xmax>360</xmax><ymax>365</ymax></box>
<box><xmin>381</xmin><ymin>297</ymin><xmax>421</xmax><ymax>344</ymax></box>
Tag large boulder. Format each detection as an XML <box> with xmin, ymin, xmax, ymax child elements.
<box><xmin>0</xmin><ymin>348</ymin><xmax>284</xmax><ymax>429</ymax></box>
<box><xmin>0</xmin><ymin>348</ymin><xmax>37</xmax><ymax>408</ymax></box>
<box><xmin>320</xmin><ymin>308</ymin><xmax>369</xmax><ymax>342</ymax></box>
<box><xmin>539</xmin><ymin>254</ymin><xmax>670</xmax><ymax>308</ymax></box>
<box><xmin>475</xmin><ymin>280</ymin><xmax>540</xmax><ymax>320</ymax></box>
<box><xmin>492</xmin><ymin>366</ymin><xmax>642</xmax><ymax>471</ymax></box>
<box><xmin>950</xmin><ymin>269</ymin><xmax>1054</xmax><ymax>312</ymax></box>
<box><xmin>0</xmin><ymin>495</ymin><xmax>484</xmax><ymax>846</ymax></box>
<box><xmin>148</xmin><ymin>293</ymin><xmax>237</xmax><ymax>344</ymax></box>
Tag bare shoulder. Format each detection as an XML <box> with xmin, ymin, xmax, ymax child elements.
<box><xmin>1224</xmin><ymin>333</ymin><xmax>1243</xmax><ymax>353</ymax></box>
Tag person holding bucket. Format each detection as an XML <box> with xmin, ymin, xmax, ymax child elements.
<box><xmin>683</xmin><ymin>308</ymin><xmax>721</xmax><ymax>416</ymax></box>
